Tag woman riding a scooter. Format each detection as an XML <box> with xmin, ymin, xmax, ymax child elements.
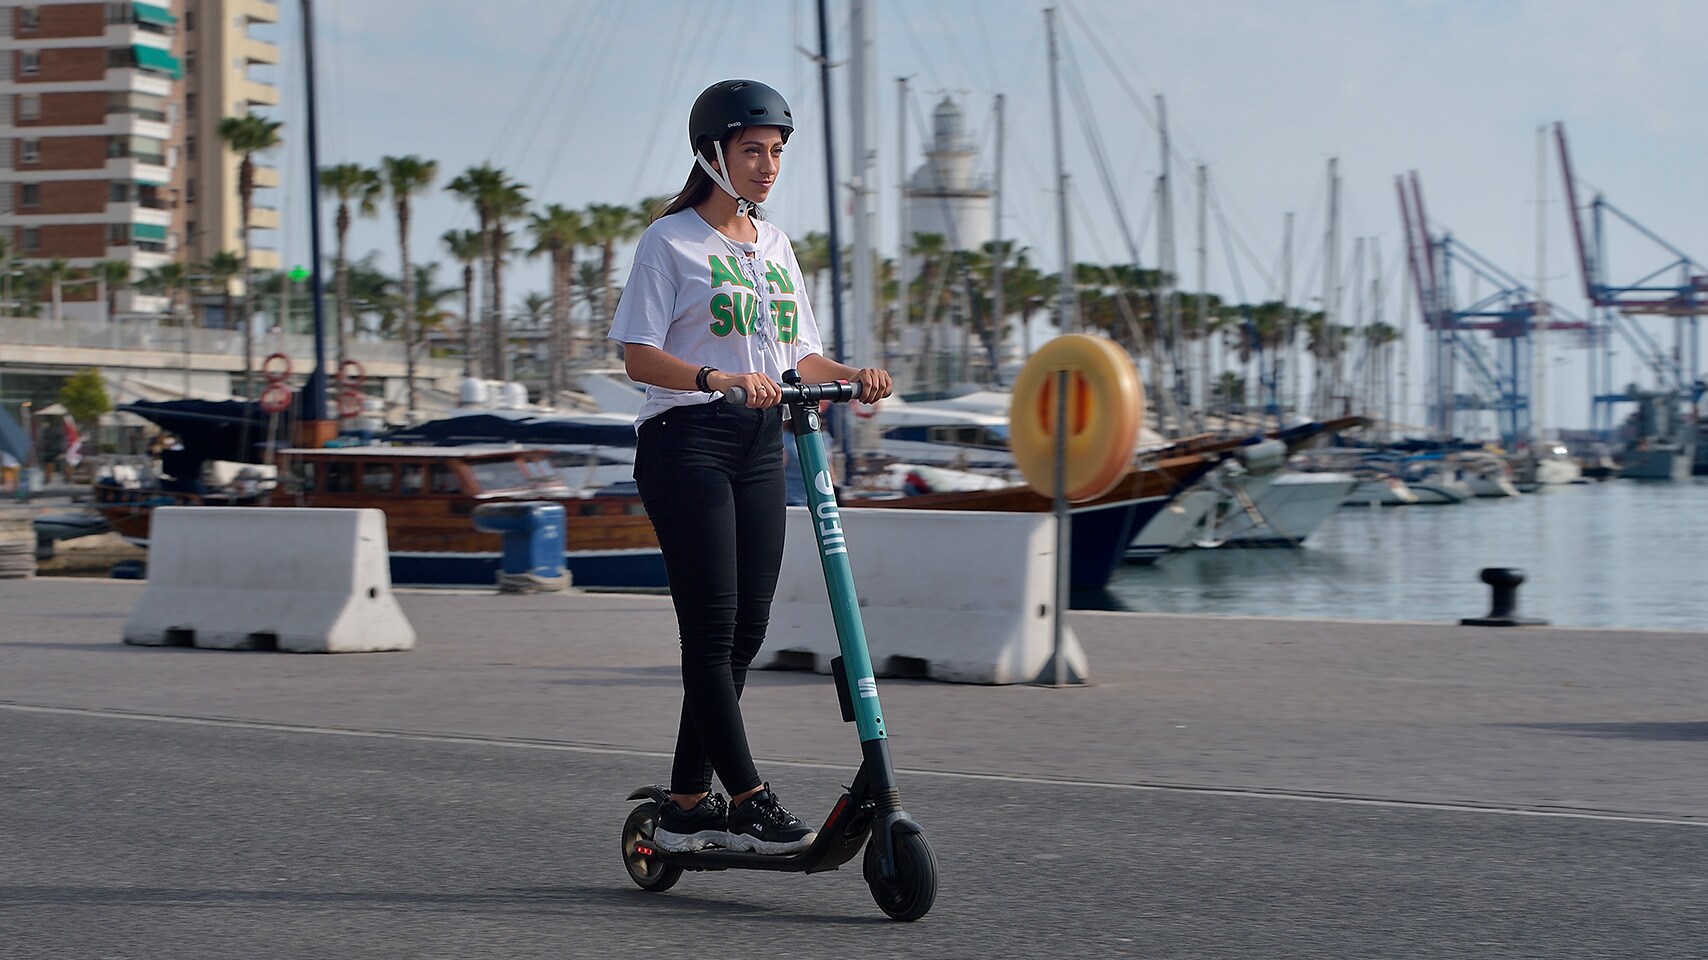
<box><xmin>608</xmin><ymin>79</ymin><xmax>892</xmax><ymax>855</ymax></box>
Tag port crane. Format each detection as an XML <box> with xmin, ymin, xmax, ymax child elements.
<box><xmin>1555</xmin><ymin>122</ymin><xmax>1705</xmax><ymax>435</ymax></box>
<box><xmin>1396</xmin><ymin>172</ymin><xmax>1589</xmax><ymax>448</ymax></box>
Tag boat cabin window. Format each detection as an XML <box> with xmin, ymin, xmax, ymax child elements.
<box><xmin>429</xmin><ymin>463</ymin><xmax>461</xmax><ymax>494</ymax></box>
<box><xmin>469</xmin><ymin>459</ymin><xmax>531</xmax><ymax>492</ymax></box>
<box><xmin>323</xmin><ymin>462</ymin><xmax>355</xmax><ymax>493</ymax></box>
<box><xmin>925</xmin><ymin>425</ymin><xmax>1009</xmax><ymax>450</ymax></box>
<box><xmin>299</xmin><ymin>462</ymin><xmax>315</xmax><ymax>491</ymax></box>
<box><xmin>399</xmin><ymin>463</ymin><xmax>425</xmax><ymax>495</ymax></box>
<box><xmin>361</xmin><ymin>463</ymin><xmax>395</xmax><ymax>495</ymax></box>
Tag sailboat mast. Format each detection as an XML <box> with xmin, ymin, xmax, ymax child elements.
<box><xmin>1158</xmin><ymin>96</ymin><xmax>1184</xmax><ymax>426</ymax></box>
<box><xmin>1045</xmin><ymin>8</ymin><xmax>1075</xmax><ymax>336</ymax></box>
<box><xmin>1282</xmin><ymin>210</ymin><xmax>1294</xmax><ymax>421</ymax></box>
<box><xmin>1534</xmin><ymin>125</ymin><xmax>1549</xmax><ymax>446</ymax></box>
<box><xmin>895</xmin><ymin>76</ymin><xmax>908</xmax><ymax>368</ymax></box>
<box><xmin>992</xmin><ymin>93</ymin><xmax>1006</xmax><ymax>358</ymax></box>
<box><xmin>849</xmin><ymin>0</ymin><xmax>874</xmax><ymax>376</ymax></box>
<box><xmin>1196</xmin><ymin>163</ymin><xmax>1208</xmax><ymax>431</ymax></box>
<box><xmin>1323</xmin><ymin>157</ymin><xmax>1339</xmax><ymax>419</ymax></box>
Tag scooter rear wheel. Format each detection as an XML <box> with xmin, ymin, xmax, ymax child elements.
<box><xmin>622</xmin><ymin>802</ymin><xmax>682</xmax><ymax>892</ymax></box>
<box><xmin>863</xmin><ymin>830</ymin><xmax>937</xmax><ymax>921</ymax></box>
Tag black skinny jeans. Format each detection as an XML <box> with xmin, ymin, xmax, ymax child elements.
<box><xmin>633</xmin><ymin>401</ymin><xmax>787</xmax><ymax>797</ymax></box>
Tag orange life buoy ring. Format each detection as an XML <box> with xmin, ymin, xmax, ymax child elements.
<box><xmin>1008</xmin><ymin>334</ymin><xmax>1144</xmax><ymax>502</ymax></box>
<box><xmin>337</xmin><ymin>358</ymin><xmax>367</xmax><ymax>386</ymax></box>
<box><xmin>261</xmin><ymin>352</ymin><xmax>292</xmax><ymax>381</ymax></box>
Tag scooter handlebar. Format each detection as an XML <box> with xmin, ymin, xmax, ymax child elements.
<box><xmin>722</xmin><ymin>379</ymin><xmax>859</xmax><ymax>406</ymax></box>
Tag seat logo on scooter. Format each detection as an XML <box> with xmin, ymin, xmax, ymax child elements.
<box><xmin>857</xmin><ymin>677</ymin><xmax>878</xmax><ymax>698</ymax></box>
<box><xmin>813</xmin><ymin>470</ymin><xmax>847</xmax><ymax>556</ymax></box>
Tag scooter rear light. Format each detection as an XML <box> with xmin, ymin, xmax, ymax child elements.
<box><xmin>635</xmin><ymin>844</ymin><xmax>654</xmax><ymax>856</ymax></box>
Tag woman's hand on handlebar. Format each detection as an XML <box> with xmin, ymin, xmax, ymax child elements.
<box><xmin>853</xmin><ymin>367</ymin><xmax>893</xmax><ymax>405</ymax></box>
<box><xmin>711</xmin><ymin>371</ymin><xmax>782</xmax><ymax>408</ymax></box>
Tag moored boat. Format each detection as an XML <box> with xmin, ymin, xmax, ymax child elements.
<box><xmin>93</xmin><ymin>445</ymin><xmax>665</xmax><ymax>588</ymax></box>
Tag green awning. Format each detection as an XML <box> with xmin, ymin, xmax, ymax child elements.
<box><xmin>134</xmin><ymin>177</ymin><xmax>167</xmax><ymax>186</ymax></box>
<box><xmin>132</xmin><ymin>223</ymin><xmax>167</xmax><ymax>241</ymax></box>
<box><xmin>133</xmin><ymin>3</ymin><xmax>177</xmax><ymax>26</ymax></box>
<box><xmin>131</xmin><ymin>45</ymin><xmax>181</xmax><ymax>79</ymax></box>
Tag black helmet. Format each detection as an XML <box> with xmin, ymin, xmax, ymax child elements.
<box><xmin>689</xmin><ymin>79</ymin><xmax>793</xmax><ymax>154</ymax></box>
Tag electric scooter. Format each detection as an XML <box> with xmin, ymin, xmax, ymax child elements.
<box><xmin>621</xmin><ymin>371</ymin><xmax>938</xmax><ymax>922</ymax></box>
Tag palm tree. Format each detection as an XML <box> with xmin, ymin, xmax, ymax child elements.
<box><xmin>528</xmin><ymin>204</ymin><xmax>584</xmax><ymax>400</ymax></box>
<box><xmin>796</xmin><ymin>230</ymin><xmax>831</xmax><ymax>306</ymax></box>
<box><xmin>40</xmin><ymin>257</ymin><xmax>72</xmax><ymax>322</ymax></box>
<box><xmin>216</xmin><ymin>112</ymin><xmax>282</xmax><ymax>398</ymax></box>
<box><xmin>140</xmin><ymin>261</ymin><xmax>192</xmax><ymax>325</ymax></box>
<box><xmin>441</xmin><ymin>229</ymin><xmax>483</xmax><ymax>377</ymax></box>
<box><xmin>319</xmin><ymin>162</ymin><xmax>380</xmax><ymax>367</ymax></box>
<box><xmin>380</xmin><ymin>154</ymin><xmax>438</xmax><ymax>415</ymax></box>
<box><xmin>95</xmin><ymin>260</ymin><xmax>131</xmax><ymax>322</ymax></box>
<box><xmin>447</xmin><ymin>164</ymin><xmax>529</xmax><ymax>380</ymax></box>
<box><xmin>486</xmin><ymin>183</ymin><xmax>530</xmax><ymax>380</ymax></box>
<box><xmin>199</xmin><ymin>251</ymin><xmax>242</xmax><ymax>335</ymax></box>
<box><xmin>583</xmin><ymin>202</ymin><xmax>641</xmax><ymax>358</ymax></box>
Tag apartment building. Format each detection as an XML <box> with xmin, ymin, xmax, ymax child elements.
<box><xmin>0</xmin><ymin>0</ymin><xmax>278</xmax><ymax>322</ymax></box>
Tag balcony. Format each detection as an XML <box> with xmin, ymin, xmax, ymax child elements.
<box><xmin>251</xmin><ymin>164</ymin><xmax>279</xmax><ymax>188</ymax></box>
<box><xmin>105</xmin><ymin>156</ymin><xmax>171</xmax><ymax>184</ymax></box>
<box><xmin>240</xmin><ymin>0</ymin><xmax>281</xmax><ymax>25</ymax></box>
<box><xmin>240</xmin><ymin>79</ymin><xmax>278</xmax><ymax>107</ymax></box>
<box><xmin>240</xmin><ymin>37</ymin><xmax>279</xmax><ymax>66</ymax></box>
<box><xmin>247</xmin><ymin>205</ymin><xmax>279</xmax><ymax>229</ymax></box>
<box><xmin>105</xmin><ymin>203</ymin><xmax>172</xmax><ymax>227</ymax></box>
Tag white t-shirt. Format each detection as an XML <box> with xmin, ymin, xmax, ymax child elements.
<box><xmin>607</xmin><ymin>208</ymin><xmax>825</xmax><ymax>426</ymax></box>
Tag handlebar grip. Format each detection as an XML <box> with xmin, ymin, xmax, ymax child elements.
<box><xmin>720</xmin><ymin>381</ymin><xmax>859</xmax><ymax>405</ymax></box>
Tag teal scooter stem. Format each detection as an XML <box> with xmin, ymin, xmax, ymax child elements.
<box><xmin>621</xmin><ymin>370</ymin><xmax>938</xmax><ymax>922</ymax></box>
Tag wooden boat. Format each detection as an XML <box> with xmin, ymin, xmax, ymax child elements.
<box><xmin>92</xmin><ymin>445</ymin><xmax>664</xmax><ymax>588</ymax></box>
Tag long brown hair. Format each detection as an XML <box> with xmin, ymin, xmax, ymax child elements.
<box><xmin>657</xmin><ymin>132</ymin><xmax>766</xmax><ymax>221</ymax></box>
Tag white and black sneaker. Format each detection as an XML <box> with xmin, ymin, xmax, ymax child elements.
<box><xmin>655</xmin><ymin>793</ymin><xmax>728</xmax><ymax>852</ymax></box>
<box><xmin>726</xmin><ymin>784</ymin><xmax>817</xmax><ymax>855</ymax></box>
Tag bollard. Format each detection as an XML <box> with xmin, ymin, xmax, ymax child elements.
<box><xmin>1460</xmin><ymin>567</ymin><xmax>1548</xmax><ymax>627</ymax></box>
<box><xmin>472</xmin><ymin>502</ymin><xmax>570</xmax><ymax>594</ymax></box>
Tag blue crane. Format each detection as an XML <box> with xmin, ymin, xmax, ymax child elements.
<box><xmin>1397</xmin><ymin>172</ymin><xmax>1590</xmax><ymax>449</ymax></box>
<box><xmin>1555</xmin><ymin>122</ymin><xmax>1704</xmax><ymax>436</ymax></box>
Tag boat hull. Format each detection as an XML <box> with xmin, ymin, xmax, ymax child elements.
<box><xmin>849</xmin><ymin>454</ymin><xmax>1221</xmax><ymax>589</ymax></box>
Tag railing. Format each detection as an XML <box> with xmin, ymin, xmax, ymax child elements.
<box><xmin>0</xmin><ymin>315</ymin><xmax>446</xmax><ymax>369</ymax></box>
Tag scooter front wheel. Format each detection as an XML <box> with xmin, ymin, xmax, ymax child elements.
<box><xmin>863</xmin><ymin>830</ymin><xmax>937</xmax><ymax>921</ymax></box>
<box><xmin>622</xmin><ymin>802</ymin><xmax>682</xmax><ymax>892</ymax></box>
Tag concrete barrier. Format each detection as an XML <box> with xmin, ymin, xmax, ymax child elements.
<box><xmin>765</xmin><ymin>507</ymin><xmax>1087</xmax><ymax>684</ymax></box>
<box><xmin>123</xmin><ymin>506</ymin><xmax>415</xmax><ymax>653</ymax></box>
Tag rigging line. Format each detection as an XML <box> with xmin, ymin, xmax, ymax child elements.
<box><xmin>885</xmin><ymin>0</ymin><xmax>944</xmax><ymax>91</ymax></box>
<box><xmin>485</xmin><ymin>2</ymin><xmax>590</xmax><ymax>164</ymax></box>
<box><xmin>929</xmin><ymin>1</ymin><xmax>989</xmax><ymax>98</ymax></box>
<box><xmin>1214</xmin><ymin>208</ymin><xmax>1249</xmax><ymax>306</ymax></box>
<box><xmin>1061</xmin><ymin>26</ymin><xmax>1145</xmax><ymax>270</ymax></box>
<box><xmin>1210</xmin><ymin>184</ymin><xmax>1278</xmax><ymax>299</ymax></box>
<box><xmin>535</xmin><ymin>1</ymin><xmax>638</xmax><ymax>200</ymax></box>
<box><xmin>621</xmin><ymin>0</ymin><xmax>732</xmax><ymax>204</ymax></box>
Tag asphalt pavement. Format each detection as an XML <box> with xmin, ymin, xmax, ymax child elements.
<box><xmin>3</xmin><ymin>577</ymin><xmax>1707</xmax><ymax>958</ymax></box>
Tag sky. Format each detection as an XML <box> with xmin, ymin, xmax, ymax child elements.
<box><xmin>257</xmin><ymin>0</ymin><xmax>1708</xmax><ymax>430</ymax></box>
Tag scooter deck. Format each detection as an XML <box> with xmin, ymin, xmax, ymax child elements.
<box><xmin>628</xmin><ymin>786</ymin><xmax>871</xmax><ymax>874</ymax></box>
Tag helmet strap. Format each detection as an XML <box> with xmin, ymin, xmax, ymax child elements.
<box><xmin>695</xmin><ymin>140</ymin><xmax>755</xmax><ymax>218</ymax></box>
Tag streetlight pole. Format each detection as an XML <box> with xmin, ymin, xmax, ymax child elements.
<box><xmin>296</xmin><ymin>0</ymin><xmax>334</xmax><ymax>444</ymax></box>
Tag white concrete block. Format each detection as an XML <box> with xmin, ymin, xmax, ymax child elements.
<box><xmin>766</xmin><ymin>507</ymin><xmax>1087</xmax><ymax>684</ymax></box>
<box><xmin>123</xmin><ymin>507</ymin><xmax>415</xmax><ymax>653</ymax></box>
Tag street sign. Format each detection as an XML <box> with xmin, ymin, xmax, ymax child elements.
<box><xmin>288</xmin><ymin>265</ymin><xmax>311</xmax><ymax>283</ymax></box>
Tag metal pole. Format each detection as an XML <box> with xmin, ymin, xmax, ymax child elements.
<box><xmin>300</xmin><ymin>0</ymin><xmax>329</xmax><ymax>424</ymax></box>
<box><xmin>895</xmin><ymin>77</ymin><xmax>908</xmax><ymax>369</ymax></box>
<box><xmin>992</xmin><ymin>92</ymin><xmax>1005</xmax><ymax>356</ymax></box>
<box><xmin>1051</xmin><ymin>368</ymin><xmax>1069</xmax><ymax>687</ymax></box>
<box><xmin>1045</xmin><ymin>8</ymin><xmax>1074</xmax><ymax>337</ymax></box>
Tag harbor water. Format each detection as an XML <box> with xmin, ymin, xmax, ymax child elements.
<box><xmin>1092</xmin><ymin>479</ymin><xmax>1708</xmax><ymax>631</ymax></box>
